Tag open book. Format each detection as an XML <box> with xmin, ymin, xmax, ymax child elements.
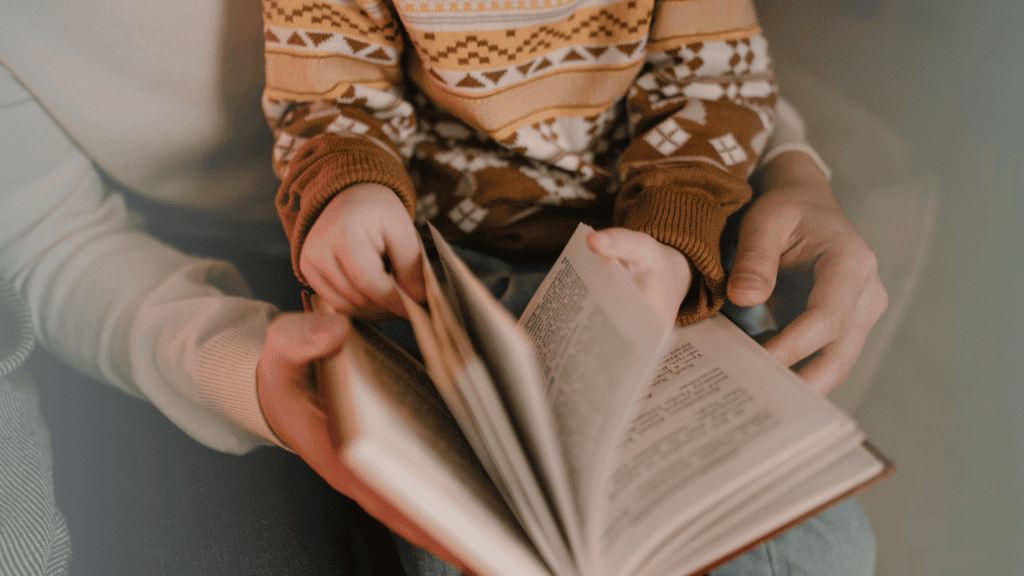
<box><xmin>316</xmin><ymin>223</ymin><xmax>893</xmax><ymax>576</ymax></box>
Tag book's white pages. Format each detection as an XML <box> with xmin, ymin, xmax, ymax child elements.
<box><xmin>428</xmin><ymin>225</ymin><xmax>587</xmax><ymax>570</ymax></box>
<box><xmin>325</xmin><ymin>323</ymin><xmax>552</xmax><ymax>576</ymax></box>
<box><xmin>319</xmin><ymin>223</ymin><xmax>892</xmax><ymax>576</ymax></box>
<box><xmin>401</xmin><ymin>238</ymin><xmax>576</xmax><ymax>576</ymax></box>
<box><xmin>516</xmin><ymin>225</ymin><xmax>673</xmax><ymax>574</ymax></box>
<box><xmin>513</xmin><ymin>226</ymin><xmax>886</xmax><ymax>576</ymax></box>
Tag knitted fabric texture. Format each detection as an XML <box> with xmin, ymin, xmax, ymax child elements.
<box><xmin>0</xmin><ymin>277</ymin><xmax>72</xmax><ymax>575</ymax></box>
<box><xmin>263</xmin><ymin>0</ymin><xmax>776</xmax><ymax>322</ymax></box>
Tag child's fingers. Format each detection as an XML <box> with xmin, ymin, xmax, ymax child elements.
<box><xmin>382</xmin><ymin>220</ymin><xmax>426</xmax><ymax>305</ymax></box>
<box><xmin>334</xmin><ymin>236</ymin><xmax>406</xmax><ymax>317</ymax></box>
<box><xmin>587</xmin><ymin>228</ymin><xmax>692</xmax><ymax>324</ymax></box>
<box><xmin>312</xmin><ymin>266</ymin><xmax>390</xmax><ymax>316</ymax></box>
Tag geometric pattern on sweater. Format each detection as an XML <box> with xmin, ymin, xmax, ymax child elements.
<box><xmin>448</xmin><ymin>197</ymin><xmax>490</xmax><ymax>232</ymax></box>
<box><xmin>645</xmin><ymin>118</ymin><xmax>691</xmax><ymax>156</ymax></box>
<box><xmin>709</xmin><ymin>132</ymin><xmax>747</xmax><ymax>166</ymax></box>
<box><xmin>397</xmin><ymin>0</ymin><xmax>598</xmax><ymax>14</ymax></box>
<box><xmin>635</xmin><ymin>37</ymin><xmax>772</xmax><ymax>115</ymax></box>
<box><xmin>407</xmin><ymin>5</ymin><xmax>652</xmax><ymax>67</ymax></box>
<box><xmin>264</xmin><ymin>0</ymin><xmax>401</xmax><ymax>43</ymax></box>
<box><xmin>265</xmin><ymin>24</ymin><xmax>399</xmax><ymax>65</ymax></box>
<box><xmin>659</xmin><ymin>37</ymin><xmax>770</xmax><ymax>79</ymax></box>
<box><xmin>425</xmin><ymin>37</ymin><xmax>648</xmax><ymax>92</ymax></box>
<box><xmin>264</xmin><ymin>0</ymin><xmax>778</xmax><ymax>323</ymax></box>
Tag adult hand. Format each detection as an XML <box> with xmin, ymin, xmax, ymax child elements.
<box><xmin>728</xmin><ymin>151</ymin><xmax>888</xmax><ymax>394</ymax></box>
<box><xmin>300</xmin><ymin>183</ymin><xmax>425</xmax><ymax>317</ymax></box>
<box><xmin>257</xmin><ymin>312</ymin><xmax>473</xmax><ymax>574</ymax></box>
<box><xmin>587</xmin><ymin>227</ymin><xmax>694</xmax><ymax>325</ymax></box>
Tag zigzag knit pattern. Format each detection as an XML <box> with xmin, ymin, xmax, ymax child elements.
<box><xmin>263</xmin><ymin>0</ymin><xmax>777</xmax><ymax>322</ymax></box>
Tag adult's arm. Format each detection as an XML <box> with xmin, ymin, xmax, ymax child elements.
<box><xmin>0</xmin><ymin>62</ymin><xmax>283</xmax><ymax>454</ymax></box>
<box><xmin>759</xmin><ymin>97</ymin><xmax>832</xmax><ymax>180</ymax></box>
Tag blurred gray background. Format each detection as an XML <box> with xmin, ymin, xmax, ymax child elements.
<box><xmin>755</xmin><ymin>1</ymin><xmax>1024</xmax><ymax>574</ymax></box>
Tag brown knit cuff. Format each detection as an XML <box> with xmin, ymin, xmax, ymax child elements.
<box><xmin>618</xmin><ymin>188</ymin><xmax>728</xmax><ymax>324</ymax></box>
<box><xmin>275</xmin><ymin>133</ymin><xmax>416</xmax><ymax>284</ymax></box>
<box><xmin>615</xmin><ymin>163</ymin><xmax>752</xmax><ymax>324</ymax></box>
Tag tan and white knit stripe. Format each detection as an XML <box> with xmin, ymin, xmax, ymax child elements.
<box><xmin>264</xmin><ymin>52</ymin><xmax>401</xmax><ymax>99</ymax></box>
<box><xmin>411</xmin><ymin>58</ymin><xmax>641</xmax><ymax>138</ymax></box>
<box><xmin>398</xmin><ymin>0</ymin><xmax>623</xmax><ymax>20</ymax></box>
<box><xmin>648</xmin><ymin>0</ymin><xmax>758</xmax><ymax>48</ymax></box>
<box><xmin>265</xmin><ymin>25</ymin><xmax>401</xmax><ymax>64</ymax></box>
<box><xmin>403</xmin><ymin>1</ymin><xmax>649</xmax><ymax>57</ymax></box>
<box><xmin>264</xmin><ymin>0</ymin><xmax>401</xmax><ymax>38</ymax></box>
<box><xmin>422</xmin><ymin>38</ymin><xmax>647</xmax><ymax>94</ymax></box>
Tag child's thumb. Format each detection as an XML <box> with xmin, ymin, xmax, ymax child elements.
<box><xmin>586</xmin><ymin>228</ymin><xmax>646</xmax><ymax>263</ymax></box>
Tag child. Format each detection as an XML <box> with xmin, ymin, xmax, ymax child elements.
<box><xmin>262</xmin><ymin>0</ymin><xmax>776</xmax><ymax>326</ymax></box>
<box><xmin>260</xmin><ymin>7</ymin><xmax>879</xmax><ymax>576</ymax></box>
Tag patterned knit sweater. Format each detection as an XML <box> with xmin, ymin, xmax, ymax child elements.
<box><xmin>262</xmin><ymin>0</ymin><xmax>776</xmax><ymax>322</ymax></box>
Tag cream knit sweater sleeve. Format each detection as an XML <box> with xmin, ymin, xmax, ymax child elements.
<box><xmin>0</xmin><ymin>63</ymin><xmax>284</xmax><ymax>455</ymax></box>
<box><xmin>760</xmin><ymin>97</ymin><xmax>833</xmax><ymax>181</ymax></box>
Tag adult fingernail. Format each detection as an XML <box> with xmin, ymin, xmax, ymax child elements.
<box><xmin>730</xmin><ymin>273</ymin><xmax>765</xmax><ymax>294</ymax></box>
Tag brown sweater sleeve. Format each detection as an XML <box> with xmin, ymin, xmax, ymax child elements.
<box><xmin>275</xmin><ymin>132</ymin><xmax>416</xmax><ymax>283</ymax></box>
<box><xmin>262</xmin><ymin>0</ymin><xmax>416</xmax><ymax>284</ymax></box>
<box><xmin>616</xmin><ymin>7</ymin><xmax>777</xmax><ymax>324</ymax></box>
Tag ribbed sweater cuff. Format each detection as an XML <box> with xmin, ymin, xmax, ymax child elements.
<box><xmin>194</xmin><ymin>321</ymin><xmax>290</xmax><ymax>450</ymax></box>
<box><xmin>277</xmin><ymin>134</ymin><xmax>416</xmax><ymax>284</ymax></box>
<box><xmin>620</xmin><ymin>188</ymin><xmax>730</xmax><ymax>325</ymax></box>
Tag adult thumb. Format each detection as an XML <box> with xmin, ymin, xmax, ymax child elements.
<box><xmin>263</xmin><ymin>313</ymin><xmax>350</xmax><ymax>381</ymax></box>
<box><xmin>728</xmin><ymin>217</ymin><xmax>785</xmax><ymax>307</ymax></box>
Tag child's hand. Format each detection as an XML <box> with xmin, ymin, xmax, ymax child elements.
<box><xmin>587</xmin><ymin>228</ymin><xmax>693</xmax><ymax>324</ymax></box>
<box><xmin>300</xmin><ymin>183</ymin><xmax>425</xmax><ymax>317</ymax></box>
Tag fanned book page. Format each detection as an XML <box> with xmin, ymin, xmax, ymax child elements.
<box><xmin>312</xmin><ymin>223</ymin><xmax>894</xmax><ymax>576</ymax></box>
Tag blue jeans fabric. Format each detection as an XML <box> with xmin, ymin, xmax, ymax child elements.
<box><xmin>393</xmin><ymin>501</ymin><xmax>875</xmax><ymax>576</ymax></box>
<box><xmin>708</xmin><ymin>499</ymin><xmax>875</xmax><ymax>576</ymax></box>
<box><xmin>388</xmin><ymin>246</ymin><xmax>875</xmax><ymax>576</ymax></box>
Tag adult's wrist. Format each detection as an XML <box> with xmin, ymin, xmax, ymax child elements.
<box><xmin>759</xmin><ymin>149</ymin><xmax>833</xmax><ymax>198</ymax></box>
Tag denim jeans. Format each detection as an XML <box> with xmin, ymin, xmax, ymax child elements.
<box><xmin>385</xmin><ymin>246</ymin><xmax>876</xmax><ymax>576</ymax></box>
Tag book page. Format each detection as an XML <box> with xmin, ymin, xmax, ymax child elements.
<box><xmin>598</xmin><ymin>315</ymin><xmax>861</xmax><ymax>576</ymax></box>
<box><xmin>326</xmin><ymin>323</ymin><xmax>552</xmax><ymax>576</ymax></box>
<box><xmin>641</xmin><ymin>443</ymin><xmax>884</xmax><ymax>576</ymax></box>
<box><xmin>516</xmin><ymin>224</ymin><xmax>672</xmax><ymax>561</ymax></box>
<box><xmin>428</xmin><ymin>226</ymin><xmax>587</xmax><ymax>569</ymax></box>
<box><xmin>401</xmin><ymin>288</ymin><xmax>505</xmax><ymax>490</ymax></box>
<box><xmin>405</xmin><ymin>241</ymin><xmax>577</xmax><ymax>576</ymax></box>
